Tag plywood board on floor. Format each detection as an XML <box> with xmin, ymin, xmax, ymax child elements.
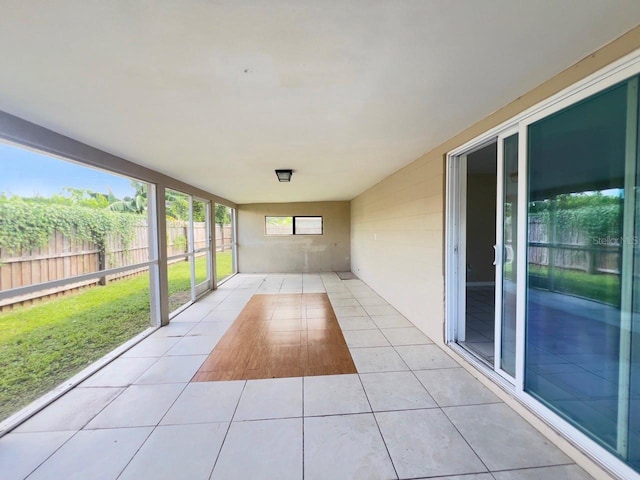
<box><xmin>192</xmin><ymin>293</ymin><xmax>357</xmax><ymax>381</ymax></box>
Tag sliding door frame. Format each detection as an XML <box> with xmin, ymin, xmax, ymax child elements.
<box><xmin>495</xmin><ymin>127</ymin><xmax>519</xmax><ymax>383</ymax></box>
<box><xmin>445</xmin><ymin>48</ymin><xmax>640</xmax><ymax>480</ymax></box>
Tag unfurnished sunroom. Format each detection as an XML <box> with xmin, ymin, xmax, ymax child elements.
<box><xmin>2</xmin><ymin>2</ymin><xmax>640</xmax><ymax>480</ymax></box>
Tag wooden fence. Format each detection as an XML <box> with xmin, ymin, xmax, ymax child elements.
<box><xmin>0</xmin><ymin>222</ymin><xmax>232</xmax><ymax>310</ymax></box>
<box><xmin>215</xmin><ymin>224</ymin><xmax>233</xmax><ymax>252</ymax></box>
<box><xmin>528</xmin><ymin>217</ymin><xmax>621</xmax><ymax>274</ymax></box>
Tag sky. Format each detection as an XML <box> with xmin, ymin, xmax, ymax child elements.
<box><xmin>0</xmin><ymin>142</ymin><xmax>135</xmax><ymax>199</ymax></box>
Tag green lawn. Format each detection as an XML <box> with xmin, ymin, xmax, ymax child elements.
<box><xmin>0</xmin><ymin>252</ymin><xmax>234</xmax><ymax>422</ymax></box>
<box><xmin>167</xmin><ymin>258</ymin><xmax>195</xmax><ymax>313</ymax></box>
<box><xmin>216</xmin><ymin>250</ymin><xmax>233</xmax><ymax>281</ymax></box>
<box><xmin>528</xmin><ymin>264</ymin><xmax>620</xmax><ymax>306</ymax></box>
<box><xmin>0</xmin><ymin>273</ymin><xmax>152</xmax><ymax>420</ymax></box>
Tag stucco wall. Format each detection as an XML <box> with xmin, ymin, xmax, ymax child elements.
<box><xmin>237</xmin><ymin>202</ymin><xmax>350</xmax><ymax>273</ymax></box>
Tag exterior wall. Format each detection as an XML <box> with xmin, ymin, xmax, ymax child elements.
<box><xmin>351</xmin><ymin>157</ymin><xmax>444</xmax><ymax>341</ymax></box>
<box><xmin>351</xmin><ymin>24</ymin><xmax>640</xmax><ymax>346</ymax></box>
<box><xmin>237</xmin><ymin>202</ymin><xmax>350</xmax><ymax>273</ymax></box>
<box><xmin>350</xmin><ymin>26</ymin><xmax>640</xmax><ymax>480</ymax></box>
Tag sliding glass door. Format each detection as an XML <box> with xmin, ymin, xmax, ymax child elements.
<box><xmin>525</xmin><ymin>76</ymin><xmax>639</xmax><ymax>468</ymax></box>
<box><xmin>448</xmin><ymin>66</ymin><xmax>640</xmax><ymax>476</ymax></box>
<box><xmin>452</xmin><ymin>132</ymin><xmax>519</xmax><ymax>381</ymax></box>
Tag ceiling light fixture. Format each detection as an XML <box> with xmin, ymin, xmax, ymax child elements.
<box><xmin>275</xmin><ymin>169</ymin><xmax>293</xmax><ymax>182</ymax></box>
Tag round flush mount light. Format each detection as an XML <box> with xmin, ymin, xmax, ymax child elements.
<box><xmin>275</xmin><ymin>169</ymin><xmax>293</xmax><ymax>182</ymax></box>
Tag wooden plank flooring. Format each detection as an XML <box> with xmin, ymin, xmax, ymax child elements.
<box><xmin>192</xmin><ymin>293</ymin><xmax>357</xmax><ymax>381</ymax></box>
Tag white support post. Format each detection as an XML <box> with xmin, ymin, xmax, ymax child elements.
<box><xmin>151</xmin><ymin>184</ymin><xmax>170</xmax><ymax>327</ymax></box>
<box><xmin>188</xmin><ymin>195</ymin><xmax>196</xmax><ymax>302</ymax></box>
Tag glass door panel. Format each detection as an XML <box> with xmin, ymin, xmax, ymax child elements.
<box><xmin>525</xmin><ymin>79</ymin><xmax>632</xmax><ymax>457</ymax></box>
<box><xmin>499</xmin><ymin>134</ymin><xmax>518</xmax><ymax>377</ymax></box>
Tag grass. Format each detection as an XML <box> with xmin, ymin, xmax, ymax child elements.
<box><xmin>216</xmin><ymin>249</ymin><xmax>233</xmax><ymax>282</ymax></box>
<box><xmin>0</xmin><ymin>273</ymin><xmax>152</xmax><ymax>420</ymax></box>
<box><xmin>167</xmin><ymin>252</ymin><xmax>233</xmax><ymax>312</ymax></box>
<box><xmin>167</xmin><ymin>258</ymin><xmax>195</xmax><ymax>313</ymax></box>
<box><xmin>528</xmin><ymin>264</ymin><xmax>620</xmax><ymax>306</ymax></box>
<box><xmin>0</xmin><ymin>252</ymin><xmax>234</xmax><ymax>422</ymax></box>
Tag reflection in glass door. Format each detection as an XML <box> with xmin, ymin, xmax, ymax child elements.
<box><xmin>525</xmin><ymin>76</ymin><xmax>639</xmax><ymax>468</ymax></box>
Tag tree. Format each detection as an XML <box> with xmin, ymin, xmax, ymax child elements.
<box><xmin>192</xmin><ymin>201</ymin><xmax>206</xmax><ymax>222</ymax></box>
<box><xmin>165</xmin><ymin>191</ymin><xmax>189</xmax><ymax>221</ymax></box>
<box><xmin>106</xmin><ymin>182</ymin><xmax>147</xmax><ymax>214</ymax></box>
<box><xmin>215</xmin><ymin>205</ymin><xmax>231</xmax><ymax>251</ymax></box>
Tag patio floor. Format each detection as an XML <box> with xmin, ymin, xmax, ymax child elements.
<box><xmin>1</xmin><ymin>273</ymin><xmax>592</xmax><ymax>480</ymax></box>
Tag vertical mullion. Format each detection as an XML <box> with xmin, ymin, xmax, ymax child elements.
<box><xmin>232</xmin><ymin>208</ymin><xmax>238</xmax><ymax>274</ymax></box>
<box><xmin>457</xmin><ymin>155</ymin><xmax>467</xmax><ymax>342</ymax></box>
<box><xmin>494</xmin><ymin>136</ymin><xmax>505</xmax><ymax>373</ymax></box>
<box><xmin>206</xmin><ymin>201</ymin><xmax>212</xmax><ymax>288</ymax></box>
<box><xmin>212</xmin><ymin>204</ymin><xmax>219</xmax><ymax>289</ymax></box>
<box><xmin>514</xmin><ymin>122</ymin><xmax>528</xmax><ymax>393</ymax></box>
<box><xmin>616</xmin><ymin>76</ymin><xmax>638</xmax><ymax>457</ymax></box>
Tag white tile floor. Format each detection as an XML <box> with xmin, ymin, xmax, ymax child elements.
<box><xmin>0</xmin><ymin>273</ymin><xmax>594</xmax><ymax>480</ymax></box>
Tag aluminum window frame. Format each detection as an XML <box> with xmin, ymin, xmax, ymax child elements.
<box><xmin>264</xmin><ymin>215</ymin><xmax>324</xmax><ymax>236</ymax></box>
<box><xmin>0</xmin><ymin>111</ymin><xmax>235</xmax><ymax>436</ymax></box>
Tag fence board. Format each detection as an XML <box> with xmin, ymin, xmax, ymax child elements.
<box><xmin>0</xmin><ymin>221</ymin><xmax>221</xmax><ymax>309</ymax></box>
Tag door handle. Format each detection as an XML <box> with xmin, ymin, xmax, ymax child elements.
<box><xmin>504</xmin><ymin>245</ymin><xmax>513</xmax><ymax>265</ymax></box>
<box><xmin>493</xmin><ymin>244</ymin><xmax>498</xmax><ymax>266</ymax></box>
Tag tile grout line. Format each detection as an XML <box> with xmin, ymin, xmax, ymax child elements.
<box><xmin>112</xmin><ymin>425</ymin><xmax>157</xmax><ymax>480</ymax></box>
<box><xmin>439</xmin><ymin>404</ymin><xmax>495</xmax><ymax>477</ymax></box>
<box><xmin>119</xmin><ymin>293</ymin><xmax>243</xmax><ymax>480</ymax></box>
<box><xmin>20</xmin><ymin>428</ymin><xmax>81</xmax><ymax>479</ymax></box>
<box><xmin>206</xmin><ymin>379</ymin><xmax>248</xmax><ymax>480</ymax></box>
<box><xmin>343</xmin><ymin>276</ymin><xmax>494</xmax><ymax>479</ymax></box>
<box><xmin>356</xmin><ymin>365</ymin><xmax>400</xmax><ymax>479</ymax></box>
<box><xmin>42</xmin><ymin>360</ymin><xmax>164</xmax><ymax>480</ymax></box>
<box><xmin>333</xmin><ymin>276</ymin><xmax>403</xmax><ymax>479</ymax></box>
<box><xmin>489</xmin><ymin>462</ymin><xmax>582</xmax><ymax>474</ymax></box>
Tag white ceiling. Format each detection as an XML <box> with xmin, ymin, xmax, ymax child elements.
<box><xmin>1</xmin><ymin>1</ymin><xmax>639</xmax><ymax>204</ymax></box>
